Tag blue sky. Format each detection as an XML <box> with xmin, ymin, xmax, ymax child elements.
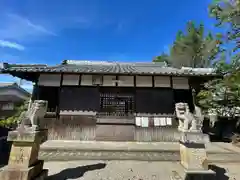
<box><xmin>0</xmin><ymin>0</ymin><xmax>218</xmax><ymax>91</ymax></box>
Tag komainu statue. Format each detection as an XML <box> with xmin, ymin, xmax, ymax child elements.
<box><xmin>18</xmin><ymin>100</ymin><xmax>48</xmax><ymax>131</ymax></box>
<box><xmin>175</xmin><ymin>102</ymin><xmax>204</xmax><ymax>132</ymax></box>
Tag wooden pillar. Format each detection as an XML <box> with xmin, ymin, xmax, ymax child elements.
<box><xmin>56</xmin><ymin>73</ymin><xmax>63</xmax><ymax>119</ymax></box>
<box><xmin>152</xmin><ymin>76</ymin><xmax>155</xmax><ymax>88</ymax></box>
<box><xmin>170</xmin><ymin>76</ymin><xmax>175</xmax><ymax>113</ymax></box>
<box><xmin>35</xmin><ymin>74</ymin><xmax>40</xmax><ymax>100</ymax></box>
<box><xmin>187</xmin><ymin>77</ymin><xmax>196</xmax><ymax>112</ymax></box>
<box><xmin>78</xmin><ymin>74</ymin><xmax>82</xmax><ymax>86</ymax></box>
<box><xmin>115</xmin><ymin>75</ymin><xmax>119</xmax><ymax>87</ymax></box>
<box><xmin>134</xmin><ymin>75</ymin><xmax>137</xmax><ymax>113</ymax></box>
<box><xmin>189</xmin><ymin>77</ymin><xmax>197</xmax><ymax>105</ymax></box>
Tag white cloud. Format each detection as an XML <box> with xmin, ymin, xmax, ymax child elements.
<box><xmin>7</xmin><ymin>14</ymin><xmax>56</xmax><ymax>36</ymax></box>
<box><xmin>0</xmin><ymin>39</ymin><xmax>25</xmax><ymax>50</ymax></box>
<box><xmin>0</xmin><ymin>13</ymin><xmax>56</xmax><ymax>42</ymax></box>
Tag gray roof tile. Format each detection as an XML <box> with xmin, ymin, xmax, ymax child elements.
<box><xmin>0</xmin><ymin>61</ymin><xmax>219</xmax><ymax>76</ymax></box>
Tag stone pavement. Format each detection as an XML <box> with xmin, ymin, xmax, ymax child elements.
<box><xmin>44</xmin><ymin>160</ymin><xmax>239</xmax><ymax>180</ymax></box>
<box><xmin>39</xmin><ymin>141</ymin><xmax>240</xmax><ymax>162</ymax></box>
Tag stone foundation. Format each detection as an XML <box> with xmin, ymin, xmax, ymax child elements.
<box><xmin>171</xmin><ymin>132</ymin><xmax>216</xmax><ymax>180</ymax></box>
<box><xmin>0</xmin><ymin>129</ymin><xmax>48</xmax><ymax>180</ymax></box>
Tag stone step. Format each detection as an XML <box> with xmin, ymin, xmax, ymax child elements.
<box><xmin>39</xmin><ymin>149</ymin><xmax>179</xmax><ymax>161</ymax></box>
<box><xmin>39</xmin><ymin>149</ymin><xmax>240</xmax><ymax>163</ymax></box>
<box><xmin>39</xmin><ymin>141</ymin><xmax>240</xmax><ymax>162</ymax></box>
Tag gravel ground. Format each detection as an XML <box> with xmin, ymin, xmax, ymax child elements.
<box><xmin>44</xmin><ymin>160</ymin><xmax>240</xmax><ymax>180</ymax></box>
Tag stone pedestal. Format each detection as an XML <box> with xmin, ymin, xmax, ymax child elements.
<box><xmin>171</xmin><ymin>132</ymin><xmax>216</xmax><ymax>180</ymax></box>
<box><xmin>0</xmin><ymin>129</ymin><xmax>48</xmax><ymax>180</ymax></box>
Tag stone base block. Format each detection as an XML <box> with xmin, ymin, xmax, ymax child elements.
<box><xmin>179</xmin><ymin>131</ymin><xmax>210</xmax><ymax>144</ymax></box>
<box><xmin>171</xmin><ymin>169</ymin><xmax>216</xmax><ymax>180</ymax></box>
<box><xmin>179</xmin><ymin>141</ymin><xmax>208</xmax><ymax>170</ymax></box>
<box><xmin>0</xmin><ymin>160</ymin><xmax>44</xmax><ymax>180</ymax></box>
<box><xmin>7</xmin><ymin>129</ymin><xmax>48</xmax><ymax>144</ymax></box>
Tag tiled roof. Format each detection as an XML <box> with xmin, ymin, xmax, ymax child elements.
<box><xmin>0</xmin><ymin>82</ymin><xmax>31</xmax><ymax>97</ymax></box>
<box><xmin>0</xmin><ymin>60</ymin><xmax>219</xmax><ymax>76</ymax></box>
<box><xmin>0</xmin><ymin>82</ymin><xmax>16</xmax><ymax>87</ymax></box>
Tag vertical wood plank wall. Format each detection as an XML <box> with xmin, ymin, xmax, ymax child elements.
<box><xmin>41</xmin><ymin>116</ymin><xmax>96</xmax><ymax>141</ymax></box>
<box><xmin>41</xmin><ymin>116</ymin><xmax>180</xmax><ymax>142</ymax></box>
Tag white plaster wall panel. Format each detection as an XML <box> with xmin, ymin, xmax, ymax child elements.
<box><xmin>154</xmin><ymin>76</ymin><xmax>171</xmax><ymax>87</ymax></box>
<box><xmin>136</xmin><ymin>76</ymin><xmax>152</xmax><ymax>87</ymax></box>
<box><xmin>118</xmin><ymin>76</ymin><xmax>134</xmax><ymax>87</ymax></box>
<box><xmin>172</xmin><ymin>77</ymin><xmax>189</xmax><ymax>89</ymax></box>
<box><xmin>38</xmin><ymin>74</ymin><xmax>61</xmax><ymax>86</ymax></box>
<box><xmin>103</xmin><ymin>75</ymin><xmax>116</xmax><ymax>86</ymax></box>
<box><xmin>81</xmin><ymin>75</ymin><xmax>92</xmax><ymax>86</ymax></box>
<box><xmin>62</xmin><ymin>74</ymin><xmax>79</xmax><ymax>86</ymax></box>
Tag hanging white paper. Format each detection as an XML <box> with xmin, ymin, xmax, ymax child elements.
<box><xmin>160</xmin><ymin>117</ymin><xmax>167</xmax><ymax>126</ymax></box>
<box><xmin>135</xmin><ymin>117</ymin><xmax>141</xmax><ymax>126</ymax></box>
<box><xmin>141</xmin><ymin>117</ymin><xmax>149</xmax><ymax>127</ymax></box>
<box><xmin>154</xmin><ymin>117</ymin><xmax>161</xmax><ymax>126</ymax></box>
<box><xmin>166</xmin><ymin>117</ymin><xmax>172</xmax><ymax>125</ymax></box>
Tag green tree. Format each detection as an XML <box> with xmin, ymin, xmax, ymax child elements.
<box><xmin>153</xmin><ymin>53</ymin><xmax>170</xmax><ymax>65</ymax></box>
<box><xmin>209</xmin><ymin>0</ymin><xmax>240</xmax><ymax>51</ymax></box>
<box><xmin>154</xmin><ymin>22</ymin><xmax>222</xmax><ymax>68</ymax></box>
<box><xmin>197</xmin><ymin>56</ymin><xmax>240</xmax><ymax>117</ymax></box>
<box><xmin>0</xmin><ymin>101</ymin><xmax>28</xmax><ymax>128</ymax></box>
<box><xmin>170</xmin><ymin>22</ymin><xmax>222</xmax><ymax>68</ymax></box>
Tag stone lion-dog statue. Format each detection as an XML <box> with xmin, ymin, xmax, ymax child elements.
<box><xmin>175</xmin><ymin>102</ymin><xmax>204</xmax><ymax>132</ymax></box>
<box><xmin>18</xmin><ymin>100</ymin><xmax>48</xmax><ymax>131</ymax></box>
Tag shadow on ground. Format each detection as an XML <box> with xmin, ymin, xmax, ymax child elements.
<box><xmin>46</xmin><ymin>163</ymin><xmax>106</xmax><ymax>180</ymax></box>
<box><xmin>209</xmin><ymin>164</ymin><xmax>229</xmax><ymax>180</ymax></box>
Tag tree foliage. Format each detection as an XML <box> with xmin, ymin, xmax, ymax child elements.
<box><xmin>197</xmin><ymin>56</ymin><xmax>240</xmax><ymax>117</ymax></box>
<box><xmin>170</xmin><ymin>22</ymin><xmax>222</xmax><ymax>68</ymax></box>
<box><xmin>209</xmin><ymin>0</ymin><xmax>240</xmax><ymax>51</ymax></box>
<box><xmin>196</xmin><ymin>0</ymin><xmax>240</xmax><ymax>118</ymax></box>
<box><xmin>154</xmin><ymin>22</ymin><xmax>222</xmax><ymax>68</ymax></box>
<box><xmin>0</xmin><ymin>101</ymin><xmax>28</xmax><ymax>128</ymax></box>
<box><xmin>153</xmin><ymin>53</ymin><xmax>170</xmax><ymax>65</ymax></box>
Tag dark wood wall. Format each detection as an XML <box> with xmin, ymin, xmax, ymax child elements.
<box><xmin>135</xmin><ymin>88</ymin><xmax>174</xmax><ymax>114</ymax></box>
<box><xmin>34</xmin><ymin>73</ymin><xmax>196</xmax><ymax>116</ymax></box>
<box><xmin>37</xmin><ymin>86</ymin><xmax>59</xmax><ymax>112</ymax></box>
<box><xmin>36</xmin><ymin>85</ymin><xmax>193</xmax><ymax>115</ymax></box>
<box><xmin>59</xmin><ymin>86</ymin><xmax>100</xmax><ymax>111</ymax></box>
<box><xmin>174</xmin><ymin>89</ymin><xmax>194</xmax><ymax>112</ymax></box>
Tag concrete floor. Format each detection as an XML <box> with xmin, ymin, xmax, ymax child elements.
<box><xmin>44</xmin><ymin>160</ymin><xmax>239</xmax><ymax>180</ymax></box>
<box><xmin>42</xmin><ymin>142</ymin><xmax>240</xmax><ymax>179</ymax></box>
